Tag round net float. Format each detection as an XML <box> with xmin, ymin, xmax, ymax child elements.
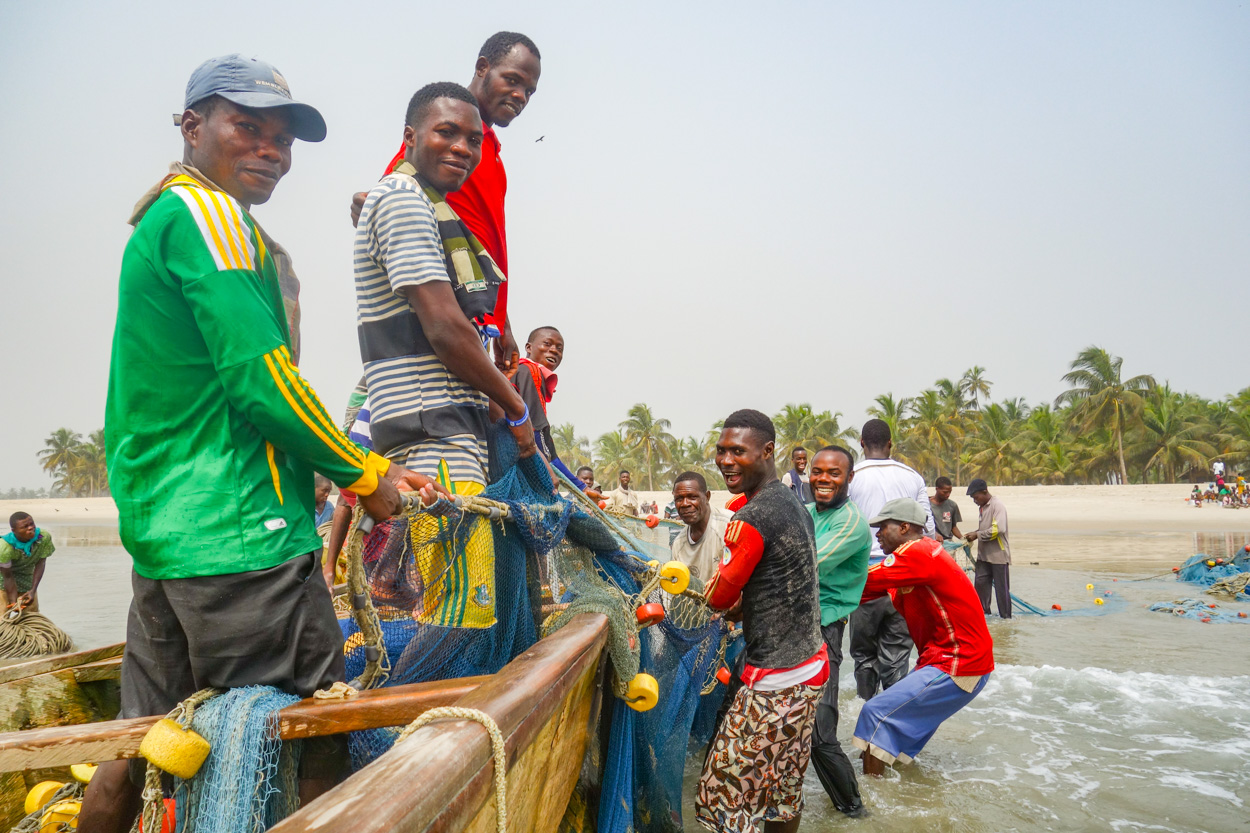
<box><xmin>139</xmin><ymin>718</ymin><xmax>211</xmax><ymax>780</ymax></box>
<box><xmin>1206</xmin><ymin>560</ymin><xmax>1216</xmax><ymax>567</ymax></box>
<box><xmin>1094</xmin><ymin>598</ymin><xmax>1104</xmax><ymax>605</ymax></box>
<box><xmin>645</xmin><ymin>514</ymin><xmax>659</xmax><ymax>528</ymax></box>
<box><xmin>70</xmin><ymin>763</ymin><xmax>97</xmax><ymax>783</ymax></box>
<box><xmin>716</xmin><ymin>667</ymin><xmax>732</xmax><ymax>685</ymax></box>
<box><xmin>625</xmin><ymin>673</ymin><xmax>659</xmax><ymax>712</ymax></box>
<box><xmin>1051</xmin><ymin>604</ymin><xmax>1062</xmax><ymax>611</ymax></box>
<box><xmin>25</xmin><ymin>781</ymin><xmax>66</xmax><ymax>815</ymax></box>
<box><xmin>138</xmin><ymin>798</ymin><xmax>178</xmax><ymax>833</ymax></box>
<box><xmin>597</xmin><ymin>500</ymin><xmax>608</xmax><ymax>509</ymax></box>
<box><xmin>635</xmin><ymin>602</ymin><xmax>665</xmax><ymax>628</ymax></box>
<box><xmin>658</xmin><ymin>561</ymin><xmax>691</xmax><ymax>595</ymax></box>
<box><xmin>1085</xmin><ymin>584</ymin><xmax>1094</xmax><ymax>590</ymax></box>
<box><xmin>40</xmin><ymin>800</ymin><xmax>81</xmax><ymax>832</ymax></box>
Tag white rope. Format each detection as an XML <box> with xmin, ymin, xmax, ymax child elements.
<box><xmin>396</xmin><ymin>706</ymin><xmax>508</xmax><ymax>833</ymax></box>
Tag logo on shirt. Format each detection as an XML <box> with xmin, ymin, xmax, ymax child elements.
<box><xmin>883</xmin><ymin>554</ymin><xmax>896</xmax><ymax>567</ymax></box>
<box><xmin>263</xmin><ymin>518</ymin><xmax>287</xmax><ymax>531</ymax></box>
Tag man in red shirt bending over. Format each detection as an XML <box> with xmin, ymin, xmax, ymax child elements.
<box><xmin>696</xmin><ymin>409</ymin><xmax>827</xmax><ymax>833</ymax></box>
<box><xmin>853</xmin><ymin>498</ymin><xmax>995</xmax><ymax>777</ymax></box>
<box><xmin>353</xmin><ymin>31</ymin><xmax>541</xmax><ymax>372</ymax></box>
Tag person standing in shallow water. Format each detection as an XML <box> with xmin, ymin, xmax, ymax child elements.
<box><xmin>696</xmin><ymin>409</ymin><xmax>827</xmax><ymax>833</ymax></box>
<box><xmin>805</xmin><ymin>447</ymin><xmax>869</xmax><ymax>818</ymax></box>
<box><xmin>1</xmin><ymin>512</ymin><xmax>54</xmax><ymax>611</ymax></box>
<box><xmin>965</xmin><ymin>478</ymin><xmax>1011</xmax><ymax>618</ymax></box>
<box><xmin>854</xmin><ymin>498</ymin><xmax>994</xmax><ymax>776</ymax></box>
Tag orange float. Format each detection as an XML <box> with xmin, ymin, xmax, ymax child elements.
<box><xmin>716</xmin><ymin>667</ymin><xmax>733</xmax><ymax>685</ymax></box>
<box><xmin>635</xmin><ymin>603</ymin><xmax>665</xmax><ymax>628</ymax></box>
<box><xmin>645</xmin><ymin>514</ymin><xmax>659</xmax><ymax>528</ymax></box>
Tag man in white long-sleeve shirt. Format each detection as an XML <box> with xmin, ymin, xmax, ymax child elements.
<box><xmin>845</xmin><ymin>419</ymin><xmax>935</xmax><ymax>700</ymax></box>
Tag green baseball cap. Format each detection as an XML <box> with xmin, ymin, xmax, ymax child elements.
<box><xmin>867</xmin><ymin>497</ymin><xmax>929</xmax><ymax>528</ymax></box>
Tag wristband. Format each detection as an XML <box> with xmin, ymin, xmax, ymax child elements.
<box><xmin>506</xmin><ymin>402</ymin><xmax>530</xmax><ymax>427</ymax></box>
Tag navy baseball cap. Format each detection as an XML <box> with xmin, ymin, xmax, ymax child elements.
<box><xmin>966</xmin><ymin>478</ymin><xmax>989</xmax><ymax>495</ymax></box>
<box><xmin>184</xmin><ymin>54</ymin><xmax>326</xmax><ymax>142</ymax></box>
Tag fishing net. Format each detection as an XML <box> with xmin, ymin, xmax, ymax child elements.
<box><xmin>1176</xmin><ymin>552</ymin><xmax>1250</xmax><ymax>587</ymax></box>
<box><xmin>1148</xmin><ymin>598</ymin><xmax>1250</xmax><ymax>623</ymax></box>
<box><xmin>337</xmin><ymin>424</ymin><xmax>739</xmax><ymax>833</ymax></box>
<box><xmin>172</xmin><ymin>686</ymin><xmax>302</xmax><ymax>832</ymax></box>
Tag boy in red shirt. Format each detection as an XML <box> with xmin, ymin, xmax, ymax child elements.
<box><xmin>854</xmin><ymin>498</ymin><xmax>994</xmax><ymax>776</ymax></box>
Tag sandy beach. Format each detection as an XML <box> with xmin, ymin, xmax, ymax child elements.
<box><xmin>7</xmin><ymin>482</ymin><xmax>1242</xmax><ymax>535</ymax></box>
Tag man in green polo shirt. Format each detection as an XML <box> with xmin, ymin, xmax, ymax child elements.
<box><xmin>81</xmin><ymin>54</ymin><xmax>437</xmax><ymax>828</ymax></box>
<box><xmin>806</xmin><ymin>445</ymin><xmax>870</xmax><ymax>818</ymax></box>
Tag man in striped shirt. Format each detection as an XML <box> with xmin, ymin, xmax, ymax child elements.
<box><xmin>84</xmin><ymin>55</ymin><xmax>438</xmax><ymax>827</ymax></box>
<box><xmin>354</xmin><ymin>82</ymin><xmax>540</xmax><ymax>628</ymax></box>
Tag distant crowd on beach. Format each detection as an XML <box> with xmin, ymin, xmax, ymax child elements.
<box><xmin>1191</xmin><ymin>461</ymin><xmax>1248</xmax><ymax>508</ymax></box>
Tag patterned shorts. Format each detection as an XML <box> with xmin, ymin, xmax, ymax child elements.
<box><xmin>695</xmin><ymin>682</ymin><xmax>823</xmax><ymax>832</ymax></box>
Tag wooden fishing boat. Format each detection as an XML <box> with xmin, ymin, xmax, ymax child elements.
<box><xmin>0</xmin><ymin>614</ymin><xmax>609</xmax><ymax>831</ymax></box>
<box><xmin>0</xmin><ymin>642</ymin><xmax>123</xmax><ymax>826</ymax></box>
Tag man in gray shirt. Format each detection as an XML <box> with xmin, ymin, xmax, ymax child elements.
<box><xmin>965</xmin><ymin>478</ymin><xmax>1011</xmax><ymax>618</ymax></box>
<box><xmin>929</xmin><ymin>476</ymin><xmax>964</xmax><ymax>542</ymax></box>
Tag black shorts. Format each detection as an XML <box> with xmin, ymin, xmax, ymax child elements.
<box><xmin>120</xmin><ymin>553</ymin><xmax>346</xmax><ymax>781</ymax></box>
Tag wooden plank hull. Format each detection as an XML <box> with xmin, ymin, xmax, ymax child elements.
<box><xmin>271</xmin><ymin>613</ymin><xmax>610</xmax><ymax>833</ymax></box>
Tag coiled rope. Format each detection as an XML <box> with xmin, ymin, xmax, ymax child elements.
<box><xmin>135</xmin><ymin>688</ymin><xmax>223</xmax><ymax>833</ymax></box>
<box><xmin>0</xmin><ymin>607</ymin><xmax>74</xmax><ymax>658</ymax></box>
<box><xmin>396</xmin><ymin>706</ymin><xmax>508</xmax><ymax>833</ymax></box>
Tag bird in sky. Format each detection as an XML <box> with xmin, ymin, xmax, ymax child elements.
<box><xmin>535</xmin><ymin>135</ymin><xmax>545</xmax><ymax>142</ymax></box>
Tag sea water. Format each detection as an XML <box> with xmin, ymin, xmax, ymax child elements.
<box><xmin>31</xmin><ymin>524</ymin><xmax>1250</xmax><ymax>832</ymax></box>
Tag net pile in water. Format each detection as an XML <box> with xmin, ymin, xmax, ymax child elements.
<box><xmin>1148</xmin><ymin>598</ymin><xmax>1250</xmax><ymax>623</ymax></box>
<box><xmin>1176</xmin><ymin>552</ymin><xmax>1250</xmax><ymax>589</ymax></box>
<box><xmin>338</xmin><ymin>425</ymin><xmax>737</xmax><ymax>832</ymax></box>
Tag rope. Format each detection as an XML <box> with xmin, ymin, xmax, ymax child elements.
<box><xmin>134</xmin><ymin>687</ymin><xmax>223</xmax><ymax>833</ymax></box>
<box><xmin>396</xmin><ymin>706</ymin><xmax>508</xmax><ymax>833</ymax></box>
<box><xmin>0</xmin><ymin>608</ymin><xmax>74</xmax><ymax>658</ymax></box>
<box><xmin>313</xmin><ymin>680</ymin><xmax>358</xmax><ymax>700</ymax></box>
<box><xmin>11</xmin><ymin>780</ymin><xmax>83</xmax><ymax>832</ymax></box>
<box><xmin>342</xmin><ymin>503</ymin><xmax>391</xmax><ymax>689</ymax></box>
<box><xmin>700</xmin><ymin>625</ymin><xmax>742</xmax><ymax>695</ymax></box>
<box><xmin>1207</xmin><ymin>572</ymin><xmax>1250</xmax><ymax>597</ymax></box>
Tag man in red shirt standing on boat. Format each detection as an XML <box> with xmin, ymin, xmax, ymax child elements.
<box><xmin>353</xmin><ymin>31</ymin><xmax>541</xmax><ymax>373</ymax></box>
<box><xmin>853</xmin><ymin>498</ymin><xmax>995</xmax><ymax>777</ymax></box>
<box><xmin>696</xmin><ymin>409</ymin><xmax>827</xmax><ymax>833</ymax></box>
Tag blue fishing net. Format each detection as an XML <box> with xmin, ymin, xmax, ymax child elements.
<box><xmin>1176</xmin><ymin>552</ymin><xmax>1250</xmax><ymax>586</ymax></box>
<box><xmin>337</xmin><ymin>423</ymin><xmax>738</xmax><ymax>831</ymax></box>
<box><xmin>1148</xmin><ymin>598</ymin><xmax>1250</xmax><ymax>623</ymax></box>
<box><xmin>175</xmin><ymin>686</ymin><xmax>301</xmax><ymax>832</ymax></box>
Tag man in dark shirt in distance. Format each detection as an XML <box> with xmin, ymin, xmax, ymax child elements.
<box><xmin>696</xmin><ymin>409</ymin><xmax>826</xmax><ymax>833</ymax></box>
<box><xmin>929</xmin><ymin>476</ymin><xmax>964</xmax><ymax>543</ymax></box>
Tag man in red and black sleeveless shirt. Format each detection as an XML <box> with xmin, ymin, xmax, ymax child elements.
<box><xmin>695</xmin><ymin>409</ymin><xmax>827</xmax><ymax>833</ymax></box>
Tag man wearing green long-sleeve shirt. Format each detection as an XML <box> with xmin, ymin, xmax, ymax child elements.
<box><xmin>82</xmin><ymin>55</ymin><xmax>441</xmax><ymax>828</ymax></box>
<box><xmin>806</xmin><ymin>446</ymin><xmax>870</xmax><ymax>818</ymax></box>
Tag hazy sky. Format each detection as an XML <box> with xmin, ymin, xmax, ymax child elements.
<box><xmin>1</xmin><ymin>1</ymin><xmax>1247</xmax><ymax>490</ymax></box>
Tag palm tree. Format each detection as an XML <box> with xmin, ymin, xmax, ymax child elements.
<box><xmin>909</xmin><ymin>390</ymin><xmax>960</xmax><ymax>481</ymax></box>
<box><xmin>867</xmin><ymin>394</ymin><xmax>912</xmax><ymax>441</ymax></box>
<box><xmin>966</xmin><ymin>404</ymin><xmax>1024</xmax><ymax>484</ymax></box>
<box><xmin>551</xmin><ymin>423</ymin><xmax>593</xmax><ymax>470</ymax></box>
<box><xmin>960</xmin><ymin>366</ymin><xmax>992</xmax><ymax>411</ymax></box>
<box><xmin>39</xmin><ymin>428</ymin><xmax>82</xmax><ymax>476</ymax></box>
<box><xmin>618</xmin><ymin>404</ymin><xmax>676</xmax><ymax>490</ymax></box>
<box><xmin>76</xmin><ymin>430</ymin><xmax>109</xmax><ymax>496</ymax></box>
<box><xmin>594</xmin><ymin>429</ymin><xmax>641</xmax><ymax>484</ymax></box>
<box><xmin>1128</xmin><ymin>387</ymin><xmax>1214</xmax><ymax>482</ymax></box>
<box><xmin>1055</xmin><ymin>346</ymin><xmax>1155</xmax><ymax>484</ymax></box>
<box><xmin>773</xmin><ymin>404</ymin><xmax>858</xmax><ymax>461</ymax></box>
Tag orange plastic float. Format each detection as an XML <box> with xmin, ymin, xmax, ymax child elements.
<box><xmin>645</xmin><ymin>514</ymin><xmax>660</xmax><ymax>528</ymax></box>
<box><xmin>1051</xmin><ymin>604</ymin><xmax>1062</xmax><ymax>611</ymax></box>
<box><xmin>598</xmin><ymin>500</ymin><xmax>608</xmax><ymax>509</ymax></box>
<box><xmin>635</xmin><ymin>602</ymin><xmax>665</xmax><ymax>628</ymax></box>
<box><xmin>716</xmin><ymin>667</ymin><xmax>733</xmax><ymax>685</ymax></box>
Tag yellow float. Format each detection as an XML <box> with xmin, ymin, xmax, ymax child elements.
<box><xmin>139</xmin><ymin>717</ymin><xmax>211</xmax><ymax>780</ymax></box>
<box><xmin>39</xmin><ymin>799</ymin><xmax>81</xmax><ymax>832</ymax></box>
<box><xmin>1085</xmin><ymin>584</ymin><xmax>1094</xmax><ymax>590</ymax></box>
<box><xmin>624</xmin><ymin>673</ymin><xmax>659</xmax><ymax>712</ymax></box>
<box><xmin>659</xmin><ymin>561</ymin><xmax>691</xmax><ymax>595</ymax></box>
<box><xmin>25</xmin><ymin>781</ymin><xmax>66</xmax><ymax>815</ymax></box>
<box><xmin>1095</xmin><ymin>598</ymin><xmax>1104</xmax><ymax>605</ymax></box>
<box><xmin>70</xmin><ymin>763</ymin><xmax>96</xmax><ymax>783</ymax></box>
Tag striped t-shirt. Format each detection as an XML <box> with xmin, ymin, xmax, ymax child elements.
<box><xmin>354</xmin><ymin>173</ymin><xmax>490</xmax><ymax>484</ymax></box>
